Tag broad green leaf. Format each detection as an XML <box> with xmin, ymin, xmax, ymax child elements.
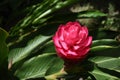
<box><xmin>90</xmin><ymin>67</ymin><xmax>120</xmax><ymax>80</ymax></box>
<box><xmin>15</xmin><ymin>53</ymin><xmax>60</xmax><ymax>80</ymax></box>
<box><xmin>8</xmin><ymin>34</ymin><xmax>51</xmax><ymax>64</ymax></box>
<box><xmin>0</xmin><ymin>28</ymin><xmax>9</xmax><ymax>80</ymax></box>
<box><xmin>35</xmin><ymin>41</ymin><xmax>63</xmax><ymax>76</ymax></box>
<box><xmin>40</xmin><ymin>41</ymin><xmax>56</xmax><ymax>53</ymax></box>
<box><xmin>89</xmin><ymin>56</ymin><xmax>120</xmax><ymax>72</ymax></box>
<box><xmin>78</xmin><ymin>10</ymin><xmax>107</xmax><ymax>18</ymax></box>
<box><xmin>0</xmin><ymin>28</ymin><xmax>8</xmax><ymax>66</ymax></box>
<box><xmin>92</xmin><ymin>39</ymin><xmax>120</xmax><ymax>47</ymax></box>
<box><xmin>91</xmin><ymin>39</ymin><xmax>120</xmax><ymax>52</ymax></box>
<box><xmin>90</xmin><ymin>46</ymin><xmax>120</xmax><ymax>57</ymax></box>
<box><xmin>45</xmin><ymin>57</ymin><xmax>63</xmax><ymax>76</ymax></box>
<box><xmin>91</xmin><ymin>45</ymin><xmax>115</xmax><ymax>52</ymax></box>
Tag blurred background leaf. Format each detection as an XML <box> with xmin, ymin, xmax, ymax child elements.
<box><xmin>0</xmin><ymin>28</ymin><xmax>9</xmax><ymax>80</ymax></box>
<box><xmin>0</xmin><ymin>28</ymin><xmax>8</xmax><ymax>66</ymax></box>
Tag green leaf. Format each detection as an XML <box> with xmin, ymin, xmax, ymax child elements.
<box><xmin>32</xmin><ymin>0</ymin><xmax>79</xmax><ymax>24</ymax></box>
<box><xmin>92</xmin><ymin>39</ymin><xmax>120</xmax><ymax>47</ymax></box>
<box><xmin>91</xmin><ymin>39</ymin><xmax>120</xmax><ymax>52</ymax></box>
<box><xmin>90</xmin><ymin>67</ymin><xmax>120</xmax><ymax>80</ymax></box>
<box><xmin>91</xmin><ymin>45</ymin><xmax>115</xmax><ymax>52</ymax></box>
<box><xmin>89</xmin><ymin>56</ymin><xmax>120</xmax><ymax>73</ymax></box>
<box><xmin>78</xmin><ymin>10</ymin><xmax>107</xmax><ymax>18</ymax></box>
<box><xmin>45</xmin><ymin>57</ymin><xmax>63</xmax><ymax>76</ymax></box>
<box><xmin>40</xmin><ymin>41</ymin><xmax>56</xmax><ymax>53</ymax></box>
<box><xmin>8</xmin><ymin>34</ymin><xmax>51</xmax><ymax>64</ymax></box>
<box><xmin>9</xmin><ymin>0</ymin><xmax>79</xmax><ymax>37</ymax></box>
<box><xmin>15</xmin><ymin>53</ymin><xmax>62</xmax><ymax>80</ymax></box>
<box><xmin>0</xmin><ymin>28</ymin><xmax>8</xmax><ymax>67</ymax></box>
<box><xmin>90</xmin><ymin>45</ymin><xmax>120</xmax><ymax>57</ymax></box>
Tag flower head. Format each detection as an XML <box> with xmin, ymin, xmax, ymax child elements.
<box><xmin>53</xmin><ymin>21</ymin><xmax>92</xmax><ymax>63</ymax></box>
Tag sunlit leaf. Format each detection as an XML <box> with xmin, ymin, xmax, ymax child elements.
<box><xmin>8</xmin><ymin>34</ymin><xmax>51</xmax><ymax>64</ymax></box>
<box><xmin>92</xmin><ymin>39</ymin><xmax>120</xmax><ymax>47</ymax></box>
<box><xmin>89</xmin><ymin>56</ymin><xmax>120</xmax><ymax>73</ymax></box>
<box><xmin>91</xmin><ymin>39</ymin><xmax>120</xmax><ymax>52</ymax></box>
<box><xmin>91</xmin><ymin>45</ymin><xmax>115</xmax><ymax>52</ymax></box>
<box><xmin>15</xmin><ymin>53</ymin><xmax>63</xmax><ymax>79</ymax></box>
<box><xmin>90</xmin><ymin>45</ymin><xmax>120</xmax><ymax>57</ymax></box>
<box><xmin>89</xmin><ymin>67</ymin><xmax>120</xmax><ymax>80</ymax></box>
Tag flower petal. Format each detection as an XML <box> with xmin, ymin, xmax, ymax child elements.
<box><xmin>78</xmin><ymin>47</ymin><xmax>90</xmax><ymax>56</ymax></box>
<box><xmin>83</xmin><ymin>36</ymin><xmax>92</xmax><ymax>47</ymax></box>
<box><xmin>52</xmin><ymin>34</ymin><xmax>61</xmax><ymax>48</ymax></box>
<box><xmin>60</xmin><ymin>41</ymin><xmax>69</xmax><ymax>50</ymax></box>
<box><xmin>56</xmin><ymin>47</ymin><xmax>67</xmax><ymax>58</ymax></box>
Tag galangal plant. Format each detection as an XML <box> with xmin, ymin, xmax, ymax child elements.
<box><xmin>0</xmin><ymin>0</ymin><xmax>120</xmax><ymax>80</ymax></box>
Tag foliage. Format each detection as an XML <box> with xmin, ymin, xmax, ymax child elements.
<box><xmin>0</xmin><ymin>0</ymin><xmax>120</xmax><ymax>80</ymax></box>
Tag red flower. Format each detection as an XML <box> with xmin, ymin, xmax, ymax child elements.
<box><xmin>53</xmin><ymin>21</ymin><xmax>92</xmax><ymax>63</ymax></box>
